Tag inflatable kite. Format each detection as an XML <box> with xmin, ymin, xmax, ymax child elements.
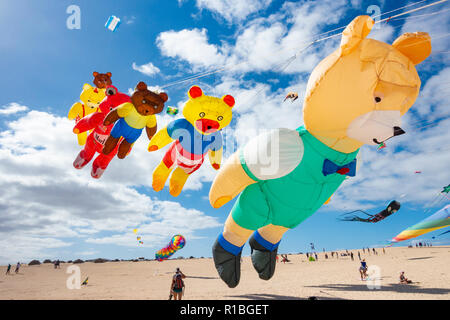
<box><xmin>391</xmin><ymin>204</ymin><xmax>450</xmax><ymax>242</ymax></box>
<box><xmin>208</xmin><ymin>15</ymin><xmax>431</xmax><ymax>288</ymax></box>
<box><xmin>166</xmin><ymin>106</ymin><xmax>179</xmax><ymax>116</ymax></box>
<box><xmin>338</xmin><ymin>201</ymin><xmax>401</xmax><ymax>223</ymax></box>
<box><xmin>155</xmin><ymin>235</ymin><xmax>186</xmax><ymax>261</ymax></box>
<box><xmin>284</xmin><ymin>92</ymin><xmax>298</xmax><ymax>102</ymax></box>
<box><xmin>73</xmin><ymin>85</ymin><xmax>130</xmax><ymax>178</ymax></box>
<box><xmin>148</xmin><ymin>85</ymin><xmax>234</xmax><ymax>197</ymax></box>
<box><xmin>102</xmin><ymin>82</ymin><xmax>168</xmax><ymax>159</ymax></box>
<box><xmin>68</xmin><ymin>84</ymin><xmax>106</xmax><ymax>146</ymax></box>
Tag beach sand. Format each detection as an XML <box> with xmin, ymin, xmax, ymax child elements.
<box><xmin>1</xmin><ymin>246</ymin><xmax>449</xmax><ymax>300</ymax></box>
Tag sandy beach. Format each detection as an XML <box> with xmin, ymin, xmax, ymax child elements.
<box><xmin>1</xmin><ymin>246</ymin><xmax>449</xmax><ymax>300</ymax></box>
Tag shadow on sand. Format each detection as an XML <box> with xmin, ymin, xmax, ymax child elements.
<box><xmin>407</xmin><ymin>256</ymin><xmax>434</xmax><ymax>261</ymax></box>
<box><xmin>225</xmin><ymin>293</ymin><xmax>347</xmax><ymax>300</ymax></box>
<box><xmin>305</xmin><ymin>283</ymin><xmax>450</xmax><ymax>295</ymax></box>
<box><xmin>186</xmin><ymin>276</ymin><xmax>219</xmax><ymax>280</ymax></box>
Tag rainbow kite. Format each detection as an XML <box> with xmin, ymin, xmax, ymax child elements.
<box><xmin>155</xmin><ymin>235</ymin><xmax>186</xmax><ymax>261</ymax></box>
<box><xmin>391</xmin><ymin>204</ymin><xmax>450</xmax><ymax>242</ymax></box>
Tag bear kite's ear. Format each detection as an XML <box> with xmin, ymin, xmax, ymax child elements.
<box><xmin>159</xmin><ymin>92</ymin><xmax>168</xmax><ymax>103</ymax></box>
<box><xmin>136</xmin><ymin>81</ymin><xmax>148</xmax><ymax>91</ymax></box>
<box><xmin>340</xmin><ymin>15</ymin><xmax>374</xmax><ymax>56</ymax></box>
<box><xmin>93</xmin><ymin>72</ymin><xmax>98</xmax><ymax>77</ymax></box>
<box><xmin>222</xmin><ymin>95</ymin><xmax>235</xmax><ymax>108</ymax></box>
<box><xmin>106</xmin><ymin>86</ymin><xmax>117</xmax><ymax>96</ymax></box>
<box><xmin>83</xmin><ymin>83</ymin><xmax>92</xmax><ymax>91</ymax></box>
<box><xmin>188</xmin><ymin>86</ymin><xmax>203</xmax><ymax>99</ymax></box>
<box><xmin>392</xmin><ymin>32</ymin><xmax>431</xmax><ymax>65</ymax></box>
<box><xmin>106</xmin><ymin>72</ymin><xmax>112</xmax><ymax>77</ymax></box>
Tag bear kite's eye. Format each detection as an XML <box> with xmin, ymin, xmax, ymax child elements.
<box><xmin>199</xmin><ymin>112</ymin><xmax>205</xmax><ymax>118</ymax></box>
<box><xmin>217</xmin><ymin>116</ymin><xmax>223</xmax><ymax>121</ymax></box>
<box><xmin>142</xmin><ymin>99</ymin><xmax>147</xmax><ymax>104</ymax></box>
<box><xmin>374</xmin><ymin>96</ymin><xmax>382</xmax><ymax>103</ymax></box>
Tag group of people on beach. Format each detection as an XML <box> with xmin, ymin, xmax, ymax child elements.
<box><xmin>5</xmin><ymin>262</ymin><xmax>20</xmax><ymax>275</ymax></box>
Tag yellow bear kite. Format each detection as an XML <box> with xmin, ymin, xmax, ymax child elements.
<box><xmin>209</xmin><ymin>16</ymin><xmax>431</xmax><ymax>288</ymax></box>
<box><xmin>68</xmin><ymin>84</ymin><xmax>106</xmax><ymax>145</ymax></box>
<box><xmin>148</xmin><ymin>85</ymin><xmax>234</xmax><ymax>197</ymax></box>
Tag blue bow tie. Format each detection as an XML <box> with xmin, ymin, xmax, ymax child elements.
<box><xmin>322</xmin><ymin>159</ymin><xmax>357</xmax><ymax>177</ymax></box>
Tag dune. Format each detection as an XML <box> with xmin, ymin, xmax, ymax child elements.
<box><xmin>0</xmin><ymin>246</ymin><xmax>449</xmax><ymax>300</ymax></box>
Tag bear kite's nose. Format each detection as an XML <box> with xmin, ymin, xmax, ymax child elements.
<box><xmin>393</xmin><ymin>126</ymin><xmax>405</xmax><ymax>136</ymax></box>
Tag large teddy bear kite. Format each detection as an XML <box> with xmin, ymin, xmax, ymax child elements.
<box><xmin>209</xmin><ymin>16</ymin><xmax>431</xmax><ymax>288</ymax></box>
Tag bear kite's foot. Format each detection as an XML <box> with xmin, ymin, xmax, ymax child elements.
<box><xmin>169</xmin><ymin>167</ymin><xmax>189</xmax><ymax>197</ymax></box>
<box><xmin>91</xmin><ymin>163</ymin><xmax>106</xmax><ymax>179</ymax></box>
<box><xmin>73</xmin><ymin>152</ymin><xmax>90</xmax><ymax>169</ymax></box>
<box><xmin>212</xmin><ymin>234</ymin><xmax>243</xmax><ymax>288</ymax></box>
<box><xmin>249</xmin><ymin>231</ymin><xmax>279</xmax><ymax>281</ymax></box>
<box><xmin>152</xmin><ymin>162</ymin><xmax>172</xmax><ymax>192</ymax></box>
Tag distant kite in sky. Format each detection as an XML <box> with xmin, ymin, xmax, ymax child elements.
<box><xmin>338</xmin><ymin>200</ymin><xmax>401</xmax><ymax>223</ymax></box>
<box><xmin>105</xmin><ymin>15</ymin><xmax>121</xmax><ymax>32</ymax></box>
<box><xmin>441</xmin><ymin>184</ymin><xmax>450</xmax><ymax>194</ymax></box>
<box><xmin>166</xmin><ymin>106</ymin><xmax>179</xmax><ymax>116</ymax></box>
<box><xmin>391</xmin><ymin>204</ymin><xmax>450</xmax><ymax>242</ymax></box>
<box><xmin>284</xmin><ymin>92</ymin><xmax>298</xmax><ymax>102</ymax></box>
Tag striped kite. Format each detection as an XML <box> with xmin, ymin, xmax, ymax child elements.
<box><xmin>391</xmin><ymin>204</ymin><xmax>450</xmax><ymax>242</ymax></box>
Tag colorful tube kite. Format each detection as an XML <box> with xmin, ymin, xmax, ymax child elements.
<box><xmin>391</xmin><ymin>204</ymin><xmax>450</xmax><ymax>242</ymax></box>
<box><xmin>155</xmin><ymin>235</ymin><xmax>186</xmax><ymax>261</ymax></box>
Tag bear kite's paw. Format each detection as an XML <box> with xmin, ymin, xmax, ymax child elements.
<box><xmin>212</xmin><ymin>163</ymin><xmax>220</xmax><ymax>170</ymax></box>
<box><xmin>148</xmin><ymin>145</ymin><xmax>158</xmax><ymax>152</ymax></box>
<box><xmin>212</xmin><ymin>196</ymin><xmax>232</xmax><ymax>209</ymax></box>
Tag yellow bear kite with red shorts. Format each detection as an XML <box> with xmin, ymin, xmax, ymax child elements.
<box><xmin>148</xmin><ymin>85</ymin><xmax>235</xmax><ymax>197</ymax></box>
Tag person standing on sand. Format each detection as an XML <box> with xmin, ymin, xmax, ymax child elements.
<box><xmin>358</xmin><ymin>251</ymin><xmax>361</xmax><ymax>260</ymax></box>
<box><xmin>5</xmin><ymin>264</ymin><xmax>11</xmax><ymax>275</ymax></box>
<box><xmin>14</xmin><ymin>262</ymin><xmax>20</xmax><ymax>274</ymax></box>
<box><xmin>350</xmin><ymin>252</ymin><xmax>354</xmax><ymax>261</ymax></box>
<box><xmin>359</xmin><ymin>259</ymin><xmax>368</xmax><ymax>280</ymax></box>
<box><xmin>170</xmin><ymin>268</ymin><xmax>186</xmax><ymax>301</ymax></box>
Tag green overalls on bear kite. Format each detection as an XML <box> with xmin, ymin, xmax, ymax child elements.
<box><xmin>231</xmin><ymin>125</ymin><xmax>359</xmax><ymax>230</ymax></box>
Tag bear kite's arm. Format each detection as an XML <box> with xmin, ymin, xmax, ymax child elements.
<box><xmin>148</xmin><ymin>126</ymin><xmax>174</xmax><ymax>152</ymax></box>
<box><xmin>104</xmin><ymin>103</ymin><xmax>131</xmax><ymax>126</ymax></box>
<box><xmin>68</xmin><ymin>102</ymin><xmax>83</xmax><ymax>120</ymax></box>
<box><xmin>209</xmin><ymin>128</ymin><xmax>304</xmax><ymax>209</ymax></box>
<box><xmin>73</xmin><ymin>112</ymin><xmax>104</xmax><ymax>133</ymax></box>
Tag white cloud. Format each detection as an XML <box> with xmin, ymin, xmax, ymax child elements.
<box><xmin>132</xmin><ymin>61</ymin><xmax>161</xmax><ymax>76</ymax></box>
<box><xmin>194</xmin><ymin>0</ymin><xmax>273</xmax><ymax>23</ymax></box>
<box><xmin>0</xmin><ymin>107</ymin><xmax>221</xmax><ymax>264</ymax></box>
<box><xmin>156</xmin><ymin>28</ymin><xmax>227</xmax><ymax>70</ymax></box>
<box><xmin>0</xmin><ymin>103</ymin><xmax>28</xmax><ymax>115</ymax></box>
<box><xmin>157</xmin><ymin>1</ymin><xmax>348</xmax><ymax>75</ymax></box>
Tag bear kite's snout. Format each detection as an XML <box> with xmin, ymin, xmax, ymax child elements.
<box><xmin>195</xmin><ymin>118</ymin><xmax>220</xmax><ymax>133</ymax></box>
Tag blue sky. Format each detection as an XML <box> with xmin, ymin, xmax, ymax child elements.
<box><xmin>0</xmin><ymin>0</ymin><xmax>449</xmax><ymax>264</ymax></box>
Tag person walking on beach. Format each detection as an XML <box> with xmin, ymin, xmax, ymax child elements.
<box><xmin>358</xmin><ymin>251</ymin><xmax>361</xmax><ymax>260</ymax></box>
<box><xmin>170</xmin><ymin>268</ymin><xmax>186</xmax><ymax>300</ymax></box>
<box><xmin>5</xmin><ymin>264</ymin><xmax>11</xmax><ymax>275</ymax></box>
<box><xmin>14</xmin><ymin>262</ymin><xmax>20</xmax><ymax>274</ymax></box>
<box><xmin>350</xmin><ymin>252</ymin><xmax>354</xmax><ymax>261</ymax></box>
<box><xmin>359</xmin><ymin>259</ymin><xmax>368</xmax><ymax>280</ymax></box>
